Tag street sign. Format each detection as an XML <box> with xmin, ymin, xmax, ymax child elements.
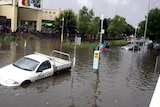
<box><xmin>93</xmin><ymin>51</ymin><xmax>100</xmax><ymax>69</ymax></box>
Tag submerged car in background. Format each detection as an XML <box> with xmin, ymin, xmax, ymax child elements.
<box><xmin>153</xmin><ymin>43</ymin><xmax>160</xmax><ymax>50</ymax></box>
<box><xmin>121</xmin><ymin>44</ymin><xmax>140</xmax><ymax>51</ymax></box>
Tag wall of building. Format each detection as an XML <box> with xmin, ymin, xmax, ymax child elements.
<box><xmin>18</xmin><ymin>8</ymin><xmax>42</xmax><ymax>31</ymax></box>
<box><xmin>18</xmin><ymin>8</ymin><xmax>39</xmax><ymax>21</ymax></box>
<box><xmin>0</xmin><ymin>5</ymin><xmax>18</xmax><ymax>32</ymax></box>
<box><xmin>0</xmin><ymin>0</ymin><xmax>61</xmax><ymax>32</ymax></box>
<box><xmin>42</xmin><ymin>8</ymin><xmax>61</xmax><ymax>21</ymax></box>
<box><xmin>0</xmin><ymin>6</ymin><xmax>12</xmax><ymax>19</ymax></box>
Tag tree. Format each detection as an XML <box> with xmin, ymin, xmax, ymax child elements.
<box><xmin>78</xmin><ymin>6</ymin><xmax>94</xmax><ymax>36</ymax></box>
<box><xmin>138</xmin><ymin>20</ymin><xmax>145</xmax><ymax>37</ymax></box>
<box><xmin>124</xmin><ymin>24</ymin><xmax>134</xmax><ymax>37</ymax></box>
<box><xmin>89</xmin><ymin>16</ymin><xmax>100</xmax><ymax>40</ymax></box>
<box><xmin>54</xmin><ymin>9</ymin><xmax>77</xmax><ymax>34</ymax></box>
<box><xmin>138</xmin><ymin>8</ymin><xmax>160</xmax><ymax>41</ymax></box>
<box><xmin>107</xmin><ymin>15</ymin><xmax>127</xmax><ymax>38</ymax></box>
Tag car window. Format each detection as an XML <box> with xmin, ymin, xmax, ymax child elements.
<box><xmin>37</xmin><ymin>60</ymin><xmax>51</xmax><ymax>72</ymax></box>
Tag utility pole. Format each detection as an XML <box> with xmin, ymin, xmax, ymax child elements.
<box><xmin>133</xmin><ymin>26</ymin><xmax>137</xmax><ymax>52</ymax></box>
<box><xmin>73</xmin><ymin>36</ymin><xmax>77</xmax><ymax>67</ymax></box>
<box><xmin>60</xmin><ymin>18</ymin><xmax>64</xmax><ymax>51</ymax></box>
<box><xmin>61</xmin><ymin>18</ymin><xmax>64</xmax><ymax>42</ymax></box>
<box><xmin>143</xmin><ymin>0</ymin><xmax>151</xmax><ymax>47</ymax></box>
<box><xmin>99</xmin><ymin>14</ymin><xmax>104</xmax><ymax>50</ymax></box>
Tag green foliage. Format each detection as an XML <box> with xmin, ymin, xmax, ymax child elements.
<box><xmin>64</xmin><ymin>40</ymin><xmax>127</xmax><ymax>48</ymax></box>
<box><xmin>54</xmin><ymin>9</ymin><xmax>77</xmax><ymax>34</ymax></box>
<box><xmin>27</xmin><ymin>35</ymin><xmax>38</xmax><ymax>40</ymax></box>
<box><xmin>148</xmin><ymin>8</ymin><xmax>160</xmax><ymax>41</ymax></box>
<box><xmin>78</xmin><ymin>6</ymin><xmax>94</xmax><ymax>35</ymax></box>
<box><xmin>0</xmin><ymin>33</ymin><xmax>10</xmax><ymax>37</ymax></box>
<box><xmin>15</xmin><ymin>37</ymin><xmax>23</xmax><ymax>41</ymax></box>
<box><xmin>88</xmin><ymin>16</ymin><xmax>100</xmax><ymax>39</ymax></box>
<box><xmin>4</xmin><ymin>36</ymin><xmax>15</xmax><ymax>41</ymax></box>
<box><xmin>138</xmin><ymin>8</ymin><xmax>160</xmax><ymax>41</ymax></box>
<box><xmin>53</xmin><ymin>6</ymin><xmax>135</xmax><ymax>40</ymax></box>
<box><xmin>124</xmin><ymin>24</ymin><xmax>134</xmax><ymax>36</ymax></box>
<box><xmin>108</xmin><ymin>15</ymin><xmax>127</xmax><ymax>38</ymax></box>
<box><xmin>109</xmin><ymin>40</ymin><xmax>127</xmax><ymax>46</ymax></box>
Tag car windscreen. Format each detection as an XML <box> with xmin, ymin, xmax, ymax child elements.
<box><xmin>13</xmin><ymin>57</ymin><xmax>40</xmax><ymax>71</ymax></box>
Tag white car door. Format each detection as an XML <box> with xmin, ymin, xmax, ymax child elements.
<box><xmin>36</xmin><ymin>60</ymin><xmax>53</xmax><ymax>80</ymax></box>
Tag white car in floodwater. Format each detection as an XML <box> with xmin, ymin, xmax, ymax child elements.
<box><xmin>0</xmin><ymin>50</ymin><xmax>72</xmax><ymax>87</ymax></box>
<box><xmin>121</xmin><ymin>44</ymin><xmax>140</xmax><ymax>51</ymax></box>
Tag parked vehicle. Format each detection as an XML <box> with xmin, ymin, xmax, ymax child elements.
<box><xmin>0</xmin><ymin>50</ymin><xmax>72</xmax><ymax>87</ymax></box>
<box><xmin>153</xmin><ymin>43</ymin><xmax>160</xmax><ymax>50</ymax></box>
<box><xmin>121</xmin><ymin>44</ymin><xmax>140</xmax><ymax>51</ymax></box>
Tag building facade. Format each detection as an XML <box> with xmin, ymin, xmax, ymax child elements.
<box><xmin>0</xmin><ymin>0</ymin><xmax>61</xmax><ymax>32</ymax></box>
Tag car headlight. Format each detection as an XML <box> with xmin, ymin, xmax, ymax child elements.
<box><xmin>5</xmin><ymin>79</ymin><xmax>19</xmax><ymax>84</ymax></box>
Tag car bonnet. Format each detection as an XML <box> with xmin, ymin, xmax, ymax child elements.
<box><xmin>0</xmin><ymin>64</ymin><xmax>32</xmax><ymax>82</ymax></box>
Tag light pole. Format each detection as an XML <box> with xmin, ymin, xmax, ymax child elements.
<box><xmin>143</xmin><ymin>0</ymin><xmax>151</xmax><ymax>46</ymax></box>
<box><xmin>134</xmin><ymin>26</ymin><xmax>138</xmax><ymax>43</ymax></box>
<box><xmin>61</xmin><ymin>18</ymin><xmax>64</xmax><ymax>42</ymax></box>
<box><xmin>60</xmin><ymin>18</ymin><xmax>64</xmax><ymax>51</ymax></box>
<box><xmin>134</xmin><ymin>27</ymin><xmax>137</xmax><ymax>37</ymax></box>
<box><xmin>99</xmin><ymin>14</ymin><xmax>104</xmax><ymax>51</ymax></box>
<box><xmin>133</xmin><ymin>26</ymin><xmax>138</xmax><ymax>52</ymax></box>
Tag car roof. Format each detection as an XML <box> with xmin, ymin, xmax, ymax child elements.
<box><xmin>25</xmin><ymin>54</ymin><xmax>49</xmax><ymax>63</ymax></box>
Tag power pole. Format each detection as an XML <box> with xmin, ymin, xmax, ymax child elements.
<box><xmin>60</xmin><ymin>18</ymin><xmax>64</xmax><ymax>51</ymax></box>
<box><xmin>99</xmin><ymin>14</ymin><xmax>104</xmax><ymax>51</ymax></box>
<box><xmin>143</xmin><ymin>0</ymin><xmax>151</xmax><ymax>46</ymax></box>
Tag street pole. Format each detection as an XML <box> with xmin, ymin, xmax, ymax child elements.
<box><xmin>93</xmin><ymin>14</ymin><xmax>104</xmax><ymax>71</ymax></box>
<box><xmin>73</xmin><ymin>36</ymin><xmax>77</xmax><ymax>67</ymax></box>
<box><xmin>133</xmin><ymin>26</ymin><xmax>137</xmax><ymax>52</ymax></box>
<box><xmin>60</xmin><ymin>18</ymin><xmax>64</xmax><ymax>51</ymax></box>
<box><xmin>143</xmin><ymin>0</ymin><xmax>150</xmax><ymax>47</ymax></box>
<box><xmin>134</xmin><ymin>26</ymin><xmax>137</xmax><ymax>44</ymax></box>
<box><xmin>99</xmin><ymin>14</ymin><xmax>104</xmax><ymax>51</ymax></box>
<box><xmin>134</xmin><ymin>27</ymin><xmax>137</xmax><ymax>38</ymax></box>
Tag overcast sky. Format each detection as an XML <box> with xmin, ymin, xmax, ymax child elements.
<box><xmin>42</xmin><ymin>0</ymin><xmax>160</xmax><ymax>27</ymax></box>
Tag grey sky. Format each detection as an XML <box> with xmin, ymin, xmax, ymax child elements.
<box><xmin>42</xmin><ymin>0</ymin><xmax>160</xmax><ymax>27</ymax></box>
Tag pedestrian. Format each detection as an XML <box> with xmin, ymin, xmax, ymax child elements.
<box><xmin>106</xmin><ymin>41</ymin><xmax>110</xmax><ymax>51</ymax></box>
<box><xmin>102</xmin><ymin>41</ymin><xmax>107</xmax><ymax>52</ymax></box>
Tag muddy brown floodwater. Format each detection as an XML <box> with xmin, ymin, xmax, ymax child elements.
<box><xmin>0</xmin><ymin>38</ymin><xmax>159</xmax><ymax>107</ymax></box>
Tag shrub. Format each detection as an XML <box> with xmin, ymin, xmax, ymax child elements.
<box><xmin>27</xmin><ymin>35</ymin><xmax>38</xmax><ymax>40</ymax></box>
<box><xmin>15</xmin><ymin>37</ymin><xmax>23</xmax><ymax>41</ymax></box>
<box><xmin>4</xmin><ymin>36</ymin><xmax>15</xmax><ymax>41</ymax></box>
<box><xmin>0</xmin><ymin>33</ymin><xmax>10</xmax><ymax>37</ymax></box>
<box><xmin>109</xmin><ymin>40</ymin><xmax>127</xmax><ymax>46</ymax></box>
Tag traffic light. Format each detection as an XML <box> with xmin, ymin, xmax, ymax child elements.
<box><xmin>103</xmin><ymin>18</ymin><xmax>108</xmax><ymax>30</ymax></box>
<box><xmin>99</xmin><ymin>18</ymin><xmax>108</xmax><ymax>34</ymax></box>
<box><xmin>60</xmin><ymin>18</ymin><xmax>64</xmax><ymax>28</ymax></box>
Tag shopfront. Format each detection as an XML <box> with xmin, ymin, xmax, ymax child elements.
<box><xmin>0</xmin><ymin>0</ymin><xmax>42</xmax><ymax>32</ymax></box>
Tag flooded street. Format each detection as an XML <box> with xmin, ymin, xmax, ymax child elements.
<box><xmin>0</xmin><ymin>38</ymin><xmax>159</xmax><ymax>107</ymax></box>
